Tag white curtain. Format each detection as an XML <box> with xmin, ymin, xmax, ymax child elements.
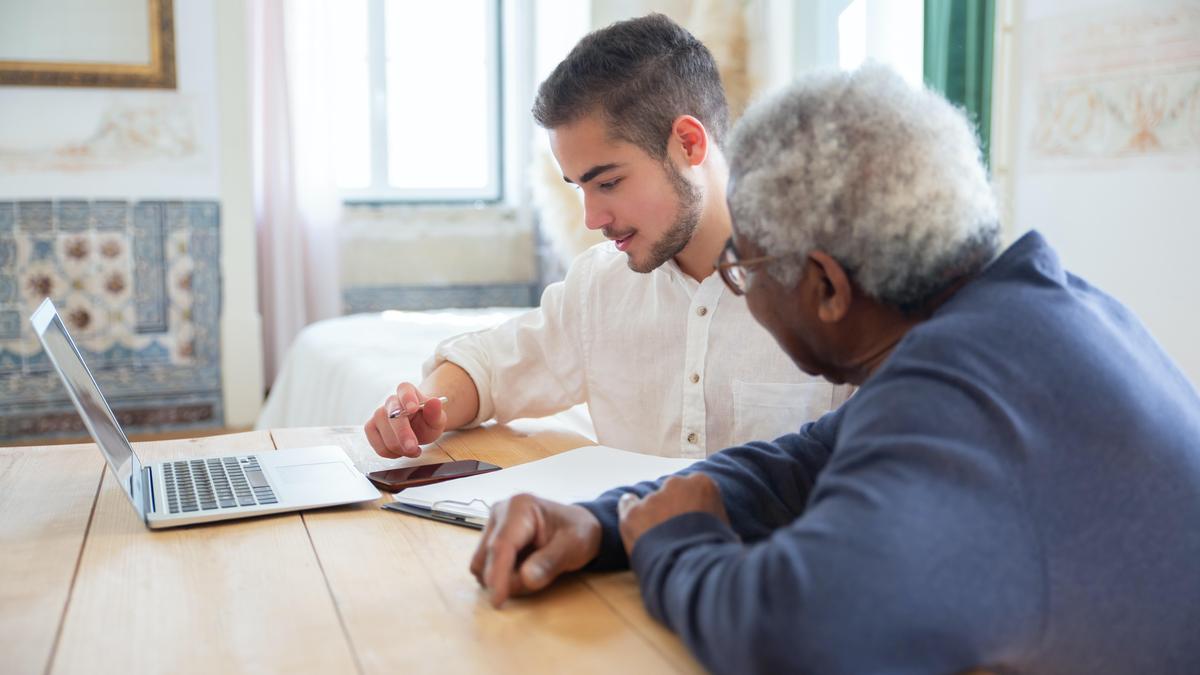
<box><xmin>251</xmin><ymin>0</ymin><xmax>343</xmax><ymax>385</ymax></box>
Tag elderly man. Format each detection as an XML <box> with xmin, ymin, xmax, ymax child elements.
<box><xmin>468</xmin><ymin>65</ymin><xmax>1200</xmax><ymax>674</ymax></box>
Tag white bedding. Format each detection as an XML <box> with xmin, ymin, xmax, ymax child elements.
<box><xmin>255</xmin><ymin>308</ymin><xmax>596</xmax><ymax>440</ymax></box>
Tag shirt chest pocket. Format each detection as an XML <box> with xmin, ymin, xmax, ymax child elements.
<box><xmin>732</xmin><ymin>380</ymin><xmax>836</xmax><ymax>443</ymax></box>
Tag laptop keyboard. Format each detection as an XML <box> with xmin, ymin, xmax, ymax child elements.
<box><xmin>162</xmin><ymin>456</ymin><xmax>278</xmax><ymax>514</ymax></box>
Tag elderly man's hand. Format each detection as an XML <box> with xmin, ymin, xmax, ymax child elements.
<box><xmin>618</xmin><ymin>473</ymin><xmax>729</xmax><ymax>555</ymax></box>
<box><xmin>470</xmin><ymin>494</ymin><xmax>602</xmax><ymax>608</ymax></box>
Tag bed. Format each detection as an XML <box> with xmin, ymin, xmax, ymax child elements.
<box><xmin>255</xmin><ymin>308</ymin><xmax>596</xmax><ymax>440</ymax></box>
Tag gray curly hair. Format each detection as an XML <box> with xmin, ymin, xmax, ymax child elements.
<box><xmin>727</xmin><ymin>64</ymin><xmax>1000</xmax><ymax>311</ymax></box>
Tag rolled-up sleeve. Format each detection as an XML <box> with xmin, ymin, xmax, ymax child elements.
<box><xmin>423</xmin><ymin>250</ymin><xmax>592</xmax><ymax>428</ymax></box>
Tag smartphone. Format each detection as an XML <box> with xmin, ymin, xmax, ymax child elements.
<box><xmin>366</xmin><ymin>459</ymin><xmax>501</xmax><ymax>492</ymax></box>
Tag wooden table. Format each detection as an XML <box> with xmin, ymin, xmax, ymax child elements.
<box><xmin>0</xmin><ymin>421</ymin><xmax>703</xmax><ymax>674</ymax></box>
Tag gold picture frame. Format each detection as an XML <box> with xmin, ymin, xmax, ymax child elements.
<box><xmin>0</xmin><ymin>0</ymin><xmax>175</xmax><ymax>89</ymax></box>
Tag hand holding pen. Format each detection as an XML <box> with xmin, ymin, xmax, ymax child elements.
<box><xmin>365</xmin><ymin>385</ymin><xmax>449</xmax><ymax>459</ymax></box>
<box><xmin>389</xmin><ymin>395</ymin><xmax>449</xmax><ymax>419</ymax></box>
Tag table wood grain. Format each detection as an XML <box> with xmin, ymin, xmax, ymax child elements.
<box><xmin>271</xmin><ymin>423</ymin><xmax>699</xmax><ymax>674</ymax></box>
<box><xmin>0</xmin><ymin>424</ymin><xmax>701</xmax><ymax>675</ymax></box>
<box><xmin>50</xmin><ymin>431</ymin><xmax>359</xmax><ymax>674</ymax></box>
<box><xmin>0</xmin><ymin>443</ymin><xmax>103</xmax><ymax>675</ymax></box>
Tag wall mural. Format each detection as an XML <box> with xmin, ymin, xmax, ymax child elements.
<box><xmin>0</xmin><ymin>100</ymin><xmax>200</xmax><ymax>173</ymax></box>
<box><xmin>0</xmin><ymin>199</ymin><xmax>222</xmax><ymax>442</ymax></box>
<box><xmin>1027</xmin><ymin>3</ymin><xmax>1200</xmax><ymax>166</ymax></box>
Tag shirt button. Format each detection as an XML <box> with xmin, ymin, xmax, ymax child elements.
<box><xmin>687</xmin><ymin>432</ymin><xmax>698</xmax><ymax>444</ymax></box>
<box><xmin>690</xmin><ymin>373</ymin><xmax>700</xmax><ymax>384</ymax></box>
<box><xmin>696</xmin><ymin>306</ymin><xmax>708</xmax><ymax>316</ymax></box>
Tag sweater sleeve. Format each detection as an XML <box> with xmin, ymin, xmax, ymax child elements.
<box><xmin>618</xmin><ymin>375</ymin><xmax>1046</xmax><ymax>674</ymax></box>
<box><xmin>578</xmin><ymin>406</ymin><xmax>843</xmax><ymax>570</ymax></box>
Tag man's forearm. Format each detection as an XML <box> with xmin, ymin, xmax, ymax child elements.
<box><xmin>419</xmin><ymin>361</ymin><xmax>482</xmax><ymax>430</ymax></box>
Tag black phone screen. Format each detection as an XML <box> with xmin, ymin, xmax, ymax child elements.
<box><xmin>367</xmin><ymin>460</ymin><xmax>500</xmax><ymax>491</ymax></box>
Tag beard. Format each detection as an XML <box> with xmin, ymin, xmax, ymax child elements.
<box><xmin>626</xmin><ymin>160</ymin><xmax>703</xmax><ymax>273</ymax></box>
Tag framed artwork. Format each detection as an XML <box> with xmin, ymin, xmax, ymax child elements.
<box><xmin>0</xmin><ymin>0</ymin><xmax>175</xmax><ymax>89</ymax></box>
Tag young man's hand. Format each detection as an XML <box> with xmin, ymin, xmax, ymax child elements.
<box><xmin>470</xmin><ymin>494</ymin><xmax>602</xmax><ymax>607</ymax></box>
<box><xmin>364</xmin><ymin>382</ymin><xmax>447</xmax><ymax>458</ymax></box>
<box><xmin>618</xmin><ymin>474</ymin><xmax>729</xmax><ymax>555</ymax></box>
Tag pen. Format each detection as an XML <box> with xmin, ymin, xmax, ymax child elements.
<box><xmin>388</xmin><ymin>395</ymin><xmax>449</xmax><ymax>419</ymax></box>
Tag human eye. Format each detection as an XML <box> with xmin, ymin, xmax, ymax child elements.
<box><xmin>598</xmin><ymin>177</ymin><xmax>622</xmax><ymax>191</ymax></box>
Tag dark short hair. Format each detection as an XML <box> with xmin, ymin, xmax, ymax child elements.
<box><xmin>532</xmin><ymin>13</ymin><xmax>729</xmax><ymax>160</ymax></box>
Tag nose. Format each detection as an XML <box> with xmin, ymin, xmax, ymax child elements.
<box><xmin>582</xmin><ymin>194</ymin><xmax>612</xmax><ymax>231</ymax></box>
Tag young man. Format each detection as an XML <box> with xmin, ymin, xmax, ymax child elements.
<box><xmin>469</xmin><ymin>65</ymin><xmax>1200</xmax><ymax>673</ymax></box>
<box><xmin>364</xmin><ymin>14</ymin><xmax>847</xmax><ymax>460</ymax></box>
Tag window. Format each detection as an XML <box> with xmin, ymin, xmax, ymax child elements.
<box><xmin>330</xmin><ymin>0</ymin><xmax>502</xmax><ymax>202</ymax></box>
<box><xmin>836</xmin><ymin>0</ymin><xmax>924</xmax><ymax>88</ymax></box>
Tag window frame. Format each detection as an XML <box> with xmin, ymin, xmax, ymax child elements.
<box><xmin>341</xmin><ymin>0</ymin><xmax>504</xmax><ymax>205</ymax></box>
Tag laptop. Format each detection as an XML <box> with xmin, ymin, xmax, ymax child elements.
<box><xmin>30</xmin><ymin>298</ymin><xmax>380</xmax><ymax>528</ymax></box>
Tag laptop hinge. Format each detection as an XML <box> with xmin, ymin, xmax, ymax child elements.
<box><xmin>142</xmin><ymin>465</ymin><xmax>156</xmax><ymax>523</ymax></box>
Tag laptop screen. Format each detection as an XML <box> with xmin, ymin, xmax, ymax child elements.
<box><xmin>30</xmin><ymin>299</ymin><xmax>143</xmax><ymax>510</ymax></box>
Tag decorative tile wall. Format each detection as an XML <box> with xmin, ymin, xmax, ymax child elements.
<box><xmin>0</xmin><ymin>200</ymin><xmax>222</xmax><ymax>443</ymax></box>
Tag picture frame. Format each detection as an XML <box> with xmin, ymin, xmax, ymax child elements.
<box><xmin>0</xmin><ymin>0</ymin><xmax>175</xmax><ymax>89</ymax></box>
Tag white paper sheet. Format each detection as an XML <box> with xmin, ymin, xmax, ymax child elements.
<box><xmin>391</xmin><ymin>445</ymin><xmax>698</xmax><ymax>520</ymax></box>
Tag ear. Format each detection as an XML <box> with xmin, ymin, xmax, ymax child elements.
<box><xmin>669</xmin><ymin>115</ymin><xmax>709</xmax><ymax>167</ymax></box>
<box><xmin>805</xmin><ymin>250</ymin><xmax>854</xmax><ymax>323</ymax></box>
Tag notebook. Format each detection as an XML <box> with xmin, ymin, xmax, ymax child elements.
<box><xmin>383</xmin><ymin>445</ymin><xmax>698</xmax><ymax>528</ymax></box>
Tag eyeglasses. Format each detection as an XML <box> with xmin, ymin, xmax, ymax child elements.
<box><xmin>714</xmin><ymin>238</ymin><xmax>782</xmax><ymax>296</ymax></box>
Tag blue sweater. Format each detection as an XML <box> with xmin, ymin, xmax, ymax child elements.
<box><xmin>580</xmin><ymin>231</ymin><xmax>1200</xmax><ymax>674</ymax></box>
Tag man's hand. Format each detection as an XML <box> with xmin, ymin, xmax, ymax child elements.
<box><xmin>364</xmin><ymin>382</ymin><xmax>447</xmax><ymax>458</ymax></box>
<box><xmin>618</xmin><ymin>474</ymin><xmax>729</xmax><ymax>555</ymax></box>
<box><xmin>470</xmin><ymin>494</ymin><xmax>602</xmax><ymax>608</ymax></box>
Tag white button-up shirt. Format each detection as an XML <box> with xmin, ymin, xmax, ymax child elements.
<box><xmin>425</xmin><ymin>244</ymin><xmax>852</xmax><ymax>458</ymax></box>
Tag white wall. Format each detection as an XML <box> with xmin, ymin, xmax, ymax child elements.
<box><xmin>214</xmin><ymin>0</ymin><xmax>264</xmax><ymax>427</ymax></box>
<box><xmin>0</xmin><ymin>0</ymin><xmax>265</xmax><ymax>426</ymax></box>
<box><xmin>340</xmin><ymin>206</ymin><xmax>534</xmax><ymax>287</ymax></box>
<box><xmin>1005</xmin><ymin>0</ymin><xmax>1200</xmax><ymax>387</ymax></box>
<box><xmin>0</xmin><ymin>0</ymin><xmax>220</xmax><ymax>197</ymax></box>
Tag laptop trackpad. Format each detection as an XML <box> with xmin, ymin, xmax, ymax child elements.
<box><xmin>276</xmin><ymin>461</ymin><xmax>359</xmax><ymax>498</ymax></box>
